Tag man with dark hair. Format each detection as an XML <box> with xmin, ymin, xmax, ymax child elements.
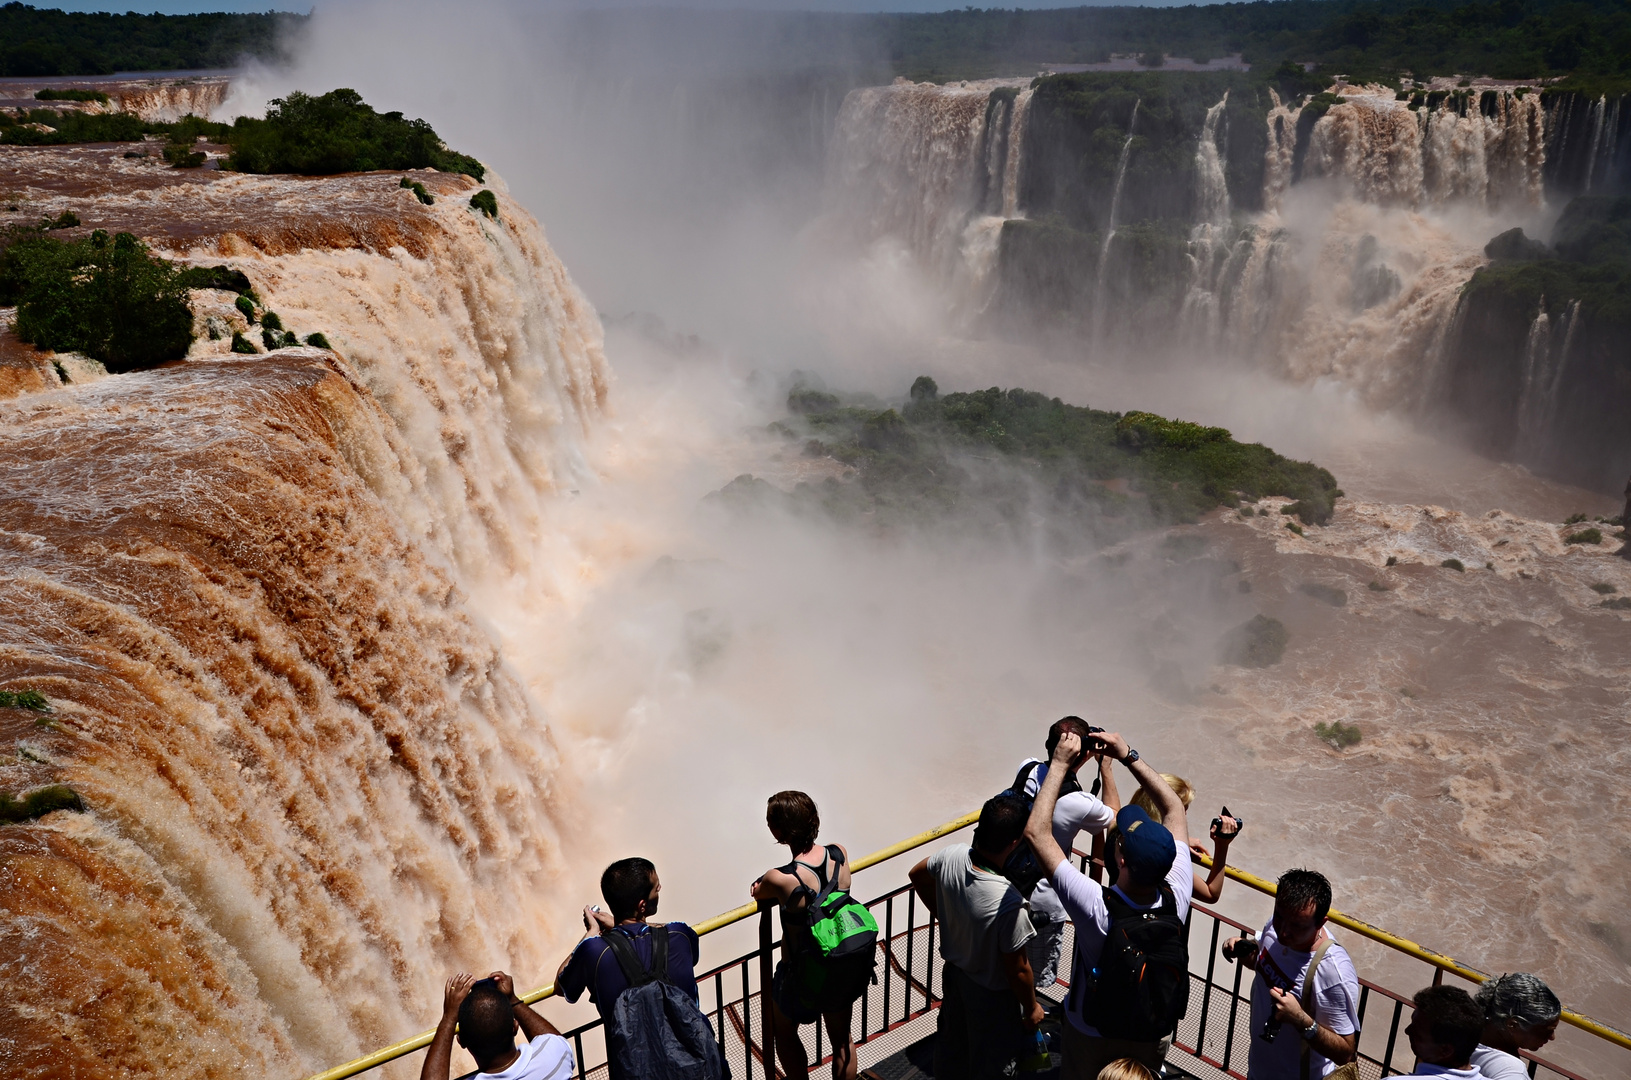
<box><xmin>910</xmin><ymin>794</ymin><xmax>1042</xmax><ymax>1079</ymax></box>
<box><xmin>1015</xmin><ymin>715</ymin><xmax>1117</xmax><ymax>990</ymax></box>
<box><xmin>419</xmin><ymin>971</ymin><xmax>571</xmax><ymax>1080</ymax></box>
<box><xmin>1407</xmin><ymin>985</ymin><xmax>1486</xmax><ymax>1077</ymax></box>
<box><xmin>1024</xmin><ymin>729</ymin><xmax>1192</xmax><ymax>1079</ymax></box>
<box><xmin>556</xmin><ymin>857</ymin><xmax>703</xmax><ymax>1029</ymax></box>
<box><xmin>1224</xmin><ymin>868</ymin><xmax>1361</xmax><ymax>1079</ymax></box>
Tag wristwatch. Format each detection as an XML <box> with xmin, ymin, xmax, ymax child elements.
<box><xmin>1121</xmin><ymin>747</ymin><xmax>1140</xmax><ymax>765</ymax></box>
<box><xmin>1300</xmin><ymin>1020</ymin><xmax>1319</xmax><ymax>1041</ymax></box>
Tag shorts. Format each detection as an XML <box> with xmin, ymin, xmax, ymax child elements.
<box><xmin>771</xmin><ymin>950</ymin><xmax>872</xmax><ymax>1025</ymax></box>
<box><xmin>1026</xmin><ymin>915</ymin><xmax>1069</xmax><ymax>990</ymax></box>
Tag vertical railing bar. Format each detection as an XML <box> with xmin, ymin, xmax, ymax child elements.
<box><xmin>759</xmin><ymin>908</ymin><xmax>776</xmax><ymax>1080</ymax></box>
<box><xmin>573</xmin><ymin>1032</ymin><xmax>586</xmax><ymax>1080</ymax></box>
<box><xmin>742</xmin><ymin>955</ymin><xmax>754</xmax><ymax>1080</ymax></box>
<box><xmin>927</xmin><ymin>901</ymin><xmax>937</xmax><ymax>1003</ymax></box>
<box><xmin>715</xmin><ymin>971</ymin><xmax>727</xmax><ymax>1059</ymax></box>
<box><xmin>1222</xmin><ymin>941</ymin><xmax>1245</xmax><ymax>1072</ymax></box>
<box><xmin>815</xmin><ymin>1006</ymin><xmax>823</xmax><ymax>1068</ymax></box>
<box><xmin>883</xmin><ymin>895</ymin><xmax>893</xmax><ymax>1033</ymax></box>
<box><xmin>1382</xmin><ymin>998</ymin><xmax>1405</xmax><ymax>1077</ymax></box>
<box><xmin>904</xmin><ymin>890</ymin><xmax>917</xmax><ymax>1023</ymax></box>
<box><xmin>1197</xmin><ymin>913</ymin><xmax>1221</xmax><ymax>1056</ymax></box>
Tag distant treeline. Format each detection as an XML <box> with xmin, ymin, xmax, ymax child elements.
<box><xmin>0</xmin><ymin>2</ymin><xmax>304</xmax><ymax>77</ymax></box>
<box><xmin>877</xmin><ymin>0</ymin><xmax>1631</xmax><ymax>83</ymax></box>
<box><xmin>3</xmin><ymin>0</ymin><xmax>1629</xmax><ymax>85</ymax></box>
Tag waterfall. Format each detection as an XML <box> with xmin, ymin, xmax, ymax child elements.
<box><xmin>1584</xmin><ymin>96</ymin><xmax>1606</xmax><ymax>191</ymax></box>
<box><xmin>0</xmin><ymin>167</ymin><xmax>609</xmax><ymax>1076</ymax></box>
<box><xmin>1092</xmin><ymin>100</ymin><xmax>1140</xmax><ymax>335</ymax></box>
<box><xmin>1001</xmin><ymin>88</ymin><xmax>1034</xmax><ymax>219</ymax></box>
<box><xmin>1195</xmin><ymin>92</ymin><xmax>1231</xmax><ymax>226</ymax></box>
<box><xmin>1515</xmin><ymin>299</ymin><xmax>1582</xmax><ymax>463</ymax></box>
<box><xmin>1262</xmin><ymin>89</ymin><xmax>1300</xmax><ymax>211</ymax></box>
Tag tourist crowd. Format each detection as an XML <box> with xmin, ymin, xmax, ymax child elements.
<box><xmin>417</xmin><ymin>718</ymin><xmax>1566</xmax><ymax>1080</ymax></box>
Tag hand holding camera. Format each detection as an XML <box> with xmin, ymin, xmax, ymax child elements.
<box><xmin>1210</xmin><ymin>806</ymin><xmax>1243</xmax><ymax>842</ymax></box>
<box><xmin>1221</xmin><ymin>932</ymin><xmax>1258</xmax><ymax>964</ymax></box>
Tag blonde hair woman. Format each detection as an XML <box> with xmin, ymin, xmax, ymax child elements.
<box><xmin>1096</xmin><ymin>1058</ymin><xmax>1156</xmax><ymax>1080</ymax></box>
<box><xmin>1126</xmin><ymin>774</ymin><xmax>1238</xmax><ymax>903</ymax></box>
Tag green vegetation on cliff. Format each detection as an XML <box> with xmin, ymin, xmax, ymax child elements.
<box><xmin>0</xmin><ymin>227</ymin><xmax>193</xmax><ymax>372</ymax></box>
<box><xmin>740</xmin><ymin>377</ymin><xmax>1338</xmax><ymax>544</ymax></box>
<box><xmin>226</xmin><ymin>89</ymin><xmax>484</xmax><ymax>180</ymax></box>
<box><xmin>1466</xmin><ymin>196</ymin><xmax>1631</xmax><ymax>325</ymax></box>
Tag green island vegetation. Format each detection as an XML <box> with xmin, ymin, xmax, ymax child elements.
<box><xmin>1368</xmin><ymin>579</ymin><xmax>1390</xmax><ymax>591</ymax></box>
<box><xmin>470</xmin><ymin>189</ymin><xmax>499</xmax><ymax>219</ymax></box>
<box><xmin>731</xmin><ymin>376</ymin><xmax>1339</xmax><ymax>553</ymax></box>
<box><xmin>1564</xmin><ymin>527</ymin><xmax>1604</xmax><ymax>544</ymax></box>
<box><xmin>1313</xmin><ymin>719</ymin><xmax>1363</xmax><ymax>749</ymax></box>
<box><xmin>1221</xmin><ymin>613</ymin><xmax>1288</xmax><ymax>667</ymax></box>
<box><xmin>305</xmin><ymin>332</ymin><xmax>331</xmax><ymax>350</ymax></box>
<box><xmin>1441</xmin><ymin>557</ymin><xmax>1466</xmax><ymax>571</ymax></box>
<box><xmin>400</xmin><ymin>176</ymin><xmax>434</xmax><ymax>205</ymax></box>
<box><xmin>2</xmin><ymin>88</ymin><xmax>484</xmax><ymax>182</ymax></box>
<box><xmin>0</xmin><ymin>4</ymin><xmax>300</xmax><ymax>76</ymax></box>
<box><xmin>0</xmin><ymin>784</ymin><xmax>84</xmax><ymax>824</ymax></box>
<box><xmin>0</xmin><ymin>227</ymin><xmax>193</xmax><ymax>372</ymax></box>
<box><xmin>1602</xmin><ymin>596</ymin><xmax>1631</xmax><ymax>610</ymax></box>
<box><xmin>1591</xmin><ymin>582</ymin><xmax>1619</xmax><ymax>593</ymax></box>
<box><xmin>0</xmin><ymin>688</ymin><xmax>49</xmax><ymax>711</ymax></box>
<box><xmin>226</xmin><ymin>89</ymin><xmax>483</xmax><ymax>179</ymax></box>
<box><xmin>34</xmin><ymin>87</ymin><xmax>106</xmax><ymax>103</ymax></box>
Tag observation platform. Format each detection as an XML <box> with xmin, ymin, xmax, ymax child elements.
<box><xmin>311</xmin><ymin>811</ymin><xmax>1630</xmax><ymax>1080</ymax></box>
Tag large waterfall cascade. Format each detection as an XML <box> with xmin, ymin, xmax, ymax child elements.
<box><xmin>829</xmin><ymin>79</ymin><xmax>1564</xmax><ymax>411</ymax></box>
<box><xmin>0</xmin><ymin>151</ymin><xmax>609</xmax><ymax>1078</ymax></box>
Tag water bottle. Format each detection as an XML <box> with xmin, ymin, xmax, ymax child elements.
<box><xmin>1018</xmin><ymin>1028</ymin><xmax>1052</xmax><ymax>1073</ymax></box>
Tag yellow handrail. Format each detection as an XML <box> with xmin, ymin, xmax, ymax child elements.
<box><xmin>303</xmin><ymin>809</ymin><xmax>981</xmax><ymax>1080</ymax></box>
<box><xmin>307</xmin><ymin>810</ymin><xmax>1631</xmax><ymax>1080</ymax></box>
<box><xmin>1195</xmin><ymin>855</ymin><xmax>1631</xmax><ymax>1053</ymax></box>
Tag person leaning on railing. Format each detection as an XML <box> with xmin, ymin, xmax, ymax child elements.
<box><xmin>1472</xmin><ymin>973</ymin><xmax>1562</xmax><ymax>1080</ymax></box>
<box><xmin>1127</xmin><ymin>775</ymin><xmax>1240</xmax><ymax>904</ymax></box>
<box><xmin>1023</xmin><ymin>729</ymin><xmax>1194</xmax><ymax>1080</ymax></box>
<box><xmin>750</xmin><ymin>790</ymin><xmax>867</xmax><ymax>1080</ymax></box>
<box><xmin>1223</xmin><ymin>868</ymin><xmax>1361</xmax><ymax>1080</ymax></box>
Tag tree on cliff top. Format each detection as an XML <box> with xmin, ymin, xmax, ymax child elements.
<box><xmin>226</xmin><ymin>89</ymin><xmax>484</xmax><ymax>180</ymax></box>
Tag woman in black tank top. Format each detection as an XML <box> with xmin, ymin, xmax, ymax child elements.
<box><xmin>749</xmin><ymin>790</ymin><xmax>860</xmax><ymax>1080</ymax></box>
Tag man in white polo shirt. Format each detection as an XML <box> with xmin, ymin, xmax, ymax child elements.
<box><xmin>1024</xmin><ymin>728</ymin><xmax>1193</xmax><ymax>1080</ymax></box>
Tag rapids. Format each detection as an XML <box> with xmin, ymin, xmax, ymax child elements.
<box><xmin>0</xmin><ymin>147</ymin><xmax>606</xmax><ymax>1077</ymax></box>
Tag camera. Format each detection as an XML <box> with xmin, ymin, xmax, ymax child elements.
<box><xmin>1221</xmin><ymin>933</ymin><xmax>1258</xmax><ymax>964</ymax></box>
<box><xmin>1210</xmin><ymin>806</ymin><xmax>1244</xmax><ymax>840</ymax></box>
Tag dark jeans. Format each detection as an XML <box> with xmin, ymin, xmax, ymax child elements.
<box><xmin>934</xmin><ymin>961</ymin><xmax>1026</xmax><ymax>1080</ymax></box>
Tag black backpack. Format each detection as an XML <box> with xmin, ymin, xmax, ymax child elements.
<box><xmin>600</xmin><ymin>925</ymin><xmax>730</xmax><ymax>1080</ymax></box>
<box><xmin>1074</xmin><ymin>885</ymin><xmax>1190</xmax><ymax>1041</ymax></box>
<box><xmin>997</xmin><ymin>760</ymin><xmax>1086</xmax><ymax>897</ymax></box>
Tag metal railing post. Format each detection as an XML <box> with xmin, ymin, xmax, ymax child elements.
<box><xmin>759</xmin><ymin>905</ymin><xmax>776</xmax><ymax>1080</ymax></box>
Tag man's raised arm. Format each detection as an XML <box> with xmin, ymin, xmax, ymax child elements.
<box><xmin>1023</xmin><ymin>730</ymin><xmax>1082</xmax><ymax>874</ymax></box>
<box><xmin>1121</xmin><ymin>738</ymin><xmax>1188</xmax><ymax>843</ymax></box>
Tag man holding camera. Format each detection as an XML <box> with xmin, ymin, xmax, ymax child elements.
<box><xmin>1024</xmin><ymin>729</ymin><xmax>1193</xmax><ymax>1080</ymax></box>
<box><xmin>1223</xmin><ymin>868</ymin><xmax>1361</xmax><ymax>1079</ymax></box>
<box><xmin>1016</xmin><ymin>716</ymin><xmax>1117</xmax><ymax>990</ymax></box>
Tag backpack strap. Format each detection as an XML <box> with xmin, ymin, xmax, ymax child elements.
<box><xmin>1015</xmin><ymin>759</ymin><xmax>1086</xmax><ymax>799</ymax></box>
<box><xmin>599</xmin><ymin>924</ymin><xmax>669</xmax><ymax>988</ymax></box>
<box><xmin>1298</xmin><ymin>938</ymin><xmax>1335</xmax><ymax>1080</ymax></box>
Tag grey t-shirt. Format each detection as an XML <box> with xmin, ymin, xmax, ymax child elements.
<box><xmin>929</xmin><ymin>844</ymin><xmax>1036</xmax><ymax>991</ymax></box>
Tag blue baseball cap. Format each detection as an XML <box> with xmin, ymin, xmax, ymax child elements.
<box><xmin>1116</xmin><ymin>805</ymin><xmax>1177</xmax><ymax>884</ymax></box>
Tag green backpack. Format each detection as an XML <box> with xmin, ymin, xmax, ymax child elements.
<box><xmin>780</xmin><ymin>846</ymin><xmax>879</xmax><ymax>1011</ymax></box>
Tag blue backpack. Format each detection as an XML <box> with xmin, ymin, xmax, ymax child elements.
<box><xmin>600</xmin><ymin>926</ymin><xmax>729</xmax><ymax>1080</ymax></box>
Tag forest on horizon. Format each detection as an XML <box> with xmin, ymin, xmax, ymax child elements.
<box><xmin>1</xmin><ymin>0</ymin><xmax>1629</xmax><ymax>85</ymax></box>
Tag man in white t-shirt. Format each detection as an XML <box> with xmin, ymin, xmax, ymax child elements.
<box><xmin>910</xmin><ymin>795</ymin><xmax>1042</xmax><ymax>1080</ymax></box>
<box><xmin>1024</xmin><ymin>728</ymin><xmax>1193</xmax><ymax>1080</ymax></box>
<box><xmin>419</xmin><ymin>971</ymin><xmax>574</xmax><ymax>1080</ymax></box>
<box><xmin>1223</xmin><ymin>868</ymin><xmax>1361</xmax><ymax>1080</ymax></box>
<box><xmin>1405</xmin><ymin>985</ymin><xmax>1487</xmax><ymax>1078</ymax></box>
<box><xmin>1016</xmin><ymin>716</ymin><xmax>1116</xmax><ymax>990</ymax></box>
